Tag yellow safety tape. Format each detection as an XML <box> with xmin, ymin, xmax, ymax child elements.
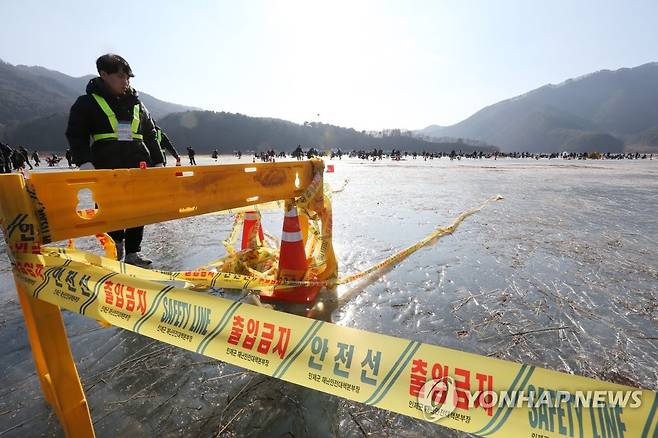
<box><xmin>222</xmin><ymin>213</ymin><xmax>244</xmax><ymax>255</ymax></box>
<box><xmin>12</xmin><ymin>252</ymin><xmax>658</xmax><ymax>437</ymax></box>
<box><xmin>331</xmin><ymin>178</ymin><xmax>350</xmax><ymax>193</ymax></box>
<box><xmin>335</xmin><ymin>195</ymin><xmax>503</xmax><ymax>285</ymax></box>
<box><xmin>293</xmin><ymin>170</ymin><xmax>323</xmax><ymax>208</ymax></box>
<box><xmin>41</xmin><ymin>245</ymin><xmax>173</xmax><ymax>283</ymax></box>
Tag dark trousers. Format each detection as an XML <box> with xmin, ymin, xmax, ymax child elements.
<box><xmin>108</xmin><ymin>226</ymin><xmax>144</xmax><ymax>253</ymax></box>
<box><xmin>189</xmin><ymin>155</ymin><xmax>196</xmax><ymax>165</ymax></box>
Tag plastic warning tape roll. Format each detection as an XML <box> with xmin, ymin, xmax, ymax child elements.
<box><xmin>12</xmin><ymin>253</ymin><xmax>658</xmax><ymax>437</ymax></box>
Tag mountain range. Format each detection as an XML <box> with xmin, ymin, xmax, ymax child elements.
<box><xmin>156</xmin><ymin>111</ymin><xmax>491</xmax><ymax>153</ymax></box>
<box><xmin>1</xmin><ymin>58</ymin><xmax>657</xmax><ymax>153</ymax></box>
<box><xmin>419</xmin><ymin>63</ymin><xmax>658</xmax><ymax>153</ymax></box>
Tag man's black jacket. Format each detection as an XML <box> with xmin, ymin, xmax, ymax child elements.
<box><xmin>66</xmin><ymin>78</ymin><xmax>164</xmax><ymax>169</ymax></box>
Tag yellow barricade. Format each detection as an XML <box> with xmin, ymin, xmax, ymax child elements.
<box><xmin>26</xmin><ymin>160</ymin><xmax>318</xmax><ymax>243</ymax></box>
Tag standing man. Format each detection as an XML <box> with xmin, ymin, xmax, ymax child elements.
<box><xmin>0</xmin><ymin>142</ymin><xmax>13</xmax><ymax>173</ymax></box>
<box><xmin>10</xmin><ymin>149</ymin><xmax>26</xmax><ymax>170</ymax></box>
<box><xmin>65</xmin><ymin>149</ymin><xmax>73</xmax><ymax>167</ymax></box>
<box><xmin>18</xmin><ymin>146</ymin><xmax>34</xmax><ymax>170</ymax></box>
<box><xmin>31</xmin><ymin>150</ymin><xmax>41</xmax><ymax>167</ymax></box>
<box><xmin>66</xmin><ymin>54</ymin><xmax>164</xmax><ymax>267</ymax></box>
<box><xmin>187</xmin><ymin>146</ymin><xmax>196</xmax><ymax>165</ymax></box>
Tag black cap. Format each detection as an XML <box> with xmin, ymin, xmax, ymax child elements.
<box><xmin>96</xmin><ymin>54</ymin><xmax>134</xmax><ymax>77</ymax></box>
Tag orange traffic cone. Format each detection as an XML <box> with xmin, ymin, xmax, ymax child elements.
<box><xmin>241</xmin><ymin>210</ymin><xmax>265</xmax><ymax>250</ymax></box>
<box><xmin>261</xmin><ymin>204</ymin><xmax>321</xmax><ymax>303</ymax></box>
<box><xmin>277</xmin><ymin>205</ymin><xmax>308</xmax><ymax>278</ymax></box>
<box><xmin>175</xmin><ymin>157</ymin><xmax>182</xmax><ymax>176</ymax></box>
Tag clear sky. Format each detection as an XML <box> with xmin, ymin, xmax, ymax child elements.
<box><xmin>1</xmin><ymin>0</ymin><xmax>657</xmax><ymax>131</ymax></box>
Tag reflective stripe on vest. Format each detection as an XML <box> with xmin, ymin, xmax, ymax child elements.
<box><xmin>156</xmin><ymin>128</ymin><xmax>165</xmax><ymax>153</ymax></box>
<box><xmin>91</xmin><ymin>93</ymin><xmax>144</xmax><ymax>142</ymax></box>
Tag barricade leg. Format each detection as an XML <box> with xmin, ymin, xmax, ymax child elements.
<box><xmin>15</xmin><ymin>279</ymin><xmax>95</xmax><ymax>437</ymax></box>
<box><xmin>0</xmin><ymin>174</ymin><xmax>94</xmax><ymax>436</ymax></box>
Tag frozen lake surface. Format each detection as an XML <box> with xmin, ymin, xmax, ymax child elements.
<box><xmin>1</xmin><ymin>156</ymin><xmax>657</xmax><ymax>437</ymax></box>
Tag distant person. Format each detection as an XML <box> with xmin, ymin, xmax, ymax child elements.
<box><xmin>19</xmin><ymin>146</ymin><xmax>33</xmax><ymax>170</ymax></box>
<box><xmin>0</xmin><ymin>142</ymin><xmax>13</xmax><ymax>173</ymax></box>
<box><xmin>31</xmin><ymin>150</ymin><xmax>41</xmax><ymax>167</ymax></box>
<box><xmin>153</xmin><ymin>124</ymin><xmax>180</xmax><ymax>166</ymax></box>
<box><xmin>187</xmin><ymin>146</ymin><xmax>196</xmax><ymax>165</ymax></box>
<box><xmin>211</xmin><ymin>149</ymin><xmax>219</xmax><ymax>161</ymax></box>
<box><xmin>11</xmin><ymin>149</ymin><xmax>27</xmax><ymax>170</ymax></box>
<box><xmin>65</xmin><ymin>53</ymin><xmax>164</xmax><ymax>267</ymax></box>
<box><xmin>47</xmin><ymin>154</ymin><xmax>61</xmax><ymax>167</ymax></box>
<box><xmin>292</xmin><ymin>145</ymin><xmax>303</xmax><ymax>160</ymax></box>
<box><xmin>65</xmin><ymin>149</ymin><xmax>73</xmax><ymax>167</ymax></box>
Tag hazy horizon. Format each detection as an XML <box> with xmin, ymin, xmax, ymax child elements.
<box><xmin>2</xmin><ymin>0</ymin><xmax>657</xmax><ymax>131</ymax></box>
